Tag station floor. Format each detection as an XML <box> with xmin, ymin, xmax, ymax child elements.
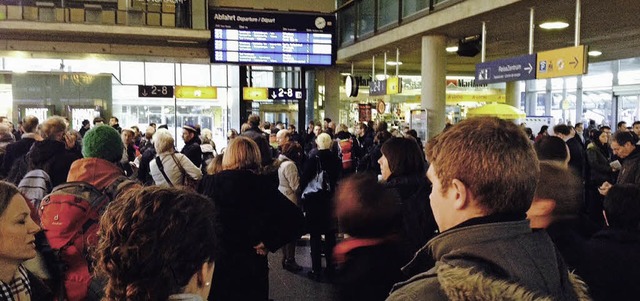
<box><xmin>268</xmin><ymin>244</ymin><xmax>337</xmax><ymax>301</ymax></box>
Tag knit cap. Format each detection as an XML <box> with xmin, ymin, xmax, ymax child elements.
<box><xmin>82</xmin><ymin>125</ymin><xmax>124</xmax><ymax>163</ymax></box>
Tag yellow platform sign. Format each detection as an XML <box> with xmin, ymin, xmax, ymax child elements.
<box><xmin>386</xmin><ymin>77</ymin><xmax>402</xmax><ymax>95</ymax></box>
<box><xmin>243</xmin><ymin>87</ymin><xmax>268</xmax><ymax>100</ymax></box>
<box><xmin>536</xmin><ymin>45</ymin><xmax>588</xmax><ymax>79</ymax></box>
<box><xmin>176</xmin><ymin>86</ymin><xmax>217</xmax><ymax>99</ymax></box>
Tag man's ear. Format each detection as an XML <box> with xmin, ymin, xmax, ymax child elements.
<box><xmin>450</xmin><ymin>179</ymin><xmax>469</xmax><ymax>210</ymax></box>
<box><xmin>529</xmin><ymin>198</ymin><xmax>556</xmax><ymax>216</ymax></box>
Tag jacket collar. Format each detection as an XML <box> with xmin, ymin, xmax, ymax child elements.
<box><xmin>67</xmin><ymin>158</ymin><xmax>123</xmax><ymax>190</ymax></box>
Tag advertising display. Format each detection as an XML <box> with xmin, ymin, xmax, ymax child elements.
<box><xmin>210</xmin><ymin>9</ymin><xmax>335</xmax><ymax>66</ymax></box>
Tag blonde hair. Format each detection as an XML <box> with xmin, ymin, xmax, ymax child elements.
<box><xmin>206</xmin><ymin>154</ymin><xmax>224</xmax><ymax>175</ymax></box>
<box><xmin>153</xmin><ymin>129</ymin><xmax>175</xmax><ymax>153</ymax></box>
<box><xmin>222</xmin><ymin>136</ymin><xmax>261</xmax><ymax>172</ymax></box>
<box><xmin>316</xmin><ymin>133</ymin><xmax>332</xmax><ymax>150</ymax></box>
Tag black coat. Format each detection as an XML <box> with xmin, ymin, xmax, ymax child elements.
<box><xmin>199</xmin><ymin>169</ymin><xmax>304</xmax><ymax>301</ymax></box>
<box><xmin>575</xmin><ymin>229</ymin><xmax>640</xmax><ymax>301</ymax></box>
<box><xmin>1</xmin><ymin>136</ymin><xmax>36</xmax><ymax>176</ymax></box>
<box><xmin>242</xmin><ymin>127</ymin><xmax>273</xmax><ymax>166</ymax></box>
<box><xmin>181</xmin><ymin>139</ymin><xmax>202</xmax><ymax>167</ymax></box>
<box><xmin>384</xmin><ymin>174</ymin><xmax>437</xmax><ymax>256</ymax></box>
<box><xmin>300</xmin><ymin>149</ymin><xmax>341</xmax><ymax>233</ymax></box>
<box><xmin>29</xmin><ymin>140</ymin><xmax>82</xmax><ymax>187</ymax></box>
<box><xmin>566</xmin><ymin>137</ymin><xmax>585</xmax><ymax>177</ymax></box>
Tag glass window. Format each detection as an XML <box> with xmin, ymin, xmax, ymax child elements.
<box><xmin>120</xmin><ymin>62</ymin><xmax>145</xmax><ymax>85</ymax></box>
<box><xmin>211</xmin><ymin>65</ymin><xmax>228</xmax><ymax>87</ymax></box>
<box><xmin>145</xmin><ymin>62</ymin><xmax>175</xmax><ymax>85</ymax></box>
<box><xmin>180</xmin><ymin>64</ymin><xmax>211</xmax><ymax>86</ymax></box>
<box><xmin>357</xmin><ymin>0</ymin><xmax>375</xmax><ymax>37</ymax></box>
<box><xmin>619</xmin><ymin>58</ymin><xmax>640</xmax><ymax>85</ymax></box>
<box><xmin>378</xmin><ymin>0</ymin><xmax>398</xmax><ymax>28</ymax></box>
<box><xmin>340</xmin><ymin>5</ymin><xmax>356</xmax><ymax>45</ymax></box>
<box><xmin>402</xmin><ymin>0</ymin><xmax>429</xmax><ymax>18</ymax></box>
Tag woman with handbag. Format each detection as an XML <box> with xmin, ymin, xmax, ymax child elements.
<box><xmin>199</xmin><ymin>136</ymin><xmax>305</xmax><ymax>301</ymax></box>
<box><xmin>300</xmin><ymin>133</ymin><xmax>342</xmax><ymax>281</ymax></box>
<box><xmin>149</xmin><ymin>129</ymin><xmax>202</xmax><ymax>188</ymax></box>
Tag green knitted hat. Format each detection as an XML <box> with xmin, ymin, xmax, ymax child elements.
<box><xmin>82</xmin><ymin>125</ymin><xmax>124</xmax><ymax>163</ymax></box>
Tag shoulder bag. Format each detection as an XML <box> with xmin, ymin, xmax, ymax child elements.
<box><xmin>302</xmin><ymin>157</ymin><xmax>330</xmax><ymax>199</ymax></box>
<box><xmin>171</xmin><ymin>153</ymin><xmax>199</xmax><ymax>191</ymax></box>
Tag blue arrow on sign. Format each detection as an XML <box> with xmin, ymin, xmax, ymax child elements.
<box><xmin>475</xmin><ymin>54</ymin><xmax>537</xmax><ymax>84</ymax></box>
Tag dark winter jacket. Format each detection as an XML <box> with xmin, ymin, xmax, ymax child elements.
<box><xmin>242</xmin><ymin>127</ymin><xmax>273</xmax><ymax>166</ymax></box>
<box><xmin>300</xmin><ymin>149</ymin><xmax>341</xmax><ymax>233</ymax></box>
<box><xmin>575</xmin><ymin>228</ymin><xmax>640</xmax><ymax>301</ymax></box>
<box><xmin>566</xmin><ymin>137</ymin><xmax>585</xmax><ymax>177</ymax></box>
<box><xmin>616</xmin><ymin>147</ymin><xmax>640</xmax><ymax>185</ymax></box>
<box><xmin>181</xmin><ymin>139</ymin><xmax>202</xmax><ymax>167</ymax></box>
<box><xmin>1</xmin><ymin>133</ymin><xmax>36</xmax><ymax>176</ymax></box>
<box><xmin>384</xmin><ymin>175</ymin><xmax>437</xmax><ymax>256</ymax></box>
<box><xmin>585</xmin><ymin>142</ymin><xmax>611</xmax><ymax>185</ymax></box>
<box><xmin>545</xmin><ymin>216</ymin><xmax>599</xmax><ymax>270</ymax></box>
<box><xmin>387</xmin><ymin>219</ymin><xmax>590</xmax><ymax>301</ymax></box>
<box><xmin>199</xmin><ymin>169</ymin><xmax>304</xmax><ymax>301</ymax></box>
<box><xmin>29</xmin><ymin>139</ymin><xmax>82</xmax><ymax>188</ymax></box>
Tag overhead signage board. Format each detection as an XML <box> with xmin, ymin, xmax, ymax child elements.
<box><xmin>536</xmin><ymin>45</ymin><xmax>588</xmax><ymax>79</ymax></box>
<box><xmin>138</xmin><ymin>85</ymin><xmax>174</xmax><ymax>98</ymax></box>
<box><xmin>267</xmin><ymin>88</ymin><xmax>305</xmax><ymax>100</ymax></box>
<box><xmin>369</xmin><ymin>79</ymin><xmax>387</xmax><ymax>96</ymax></box>
<box><xmin>243</xmin><ymin>87</ymin><xmax>268</xmax><ymax>100</ymax></box>
<box><xmin>210</xmin><ymin>9</ymin><xmax>335</xmax><ymax>66</ymax></box>
<box><xmin>387</xmin><ymin>77</ymin><xmax>402</xmax><ymax>95</ymax></box>
<box><xmin>175</xmin><ymin>86</ymin><xmax>217</xmax><ymax>99</ymax></box>
<box><xmin>475</xmin><ymin>54</ymin><xmax>537</xmax><ymax>84</ymax></box>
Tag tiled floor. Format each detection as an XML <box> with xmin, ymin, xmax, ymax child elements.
<box><xmin>268</xmin><ymin>245</ymin><xmax>337</xmax><ymax>301</ymax></box>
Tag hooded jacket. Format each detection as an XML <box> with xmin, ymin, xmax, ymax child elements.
<box><xmin>387</xmin><ymin>220</ymin><xmax>590</xmax><ymax>301</ymax></box>
<box><xmin>29</xmin><ymin>139</ymin><xmax>82</xmax><ymax>188</ymax></box>
<box><xmin>67</xmin><ymin>158</ymin><xmax>124</xmax><ymax>189</ymax></box>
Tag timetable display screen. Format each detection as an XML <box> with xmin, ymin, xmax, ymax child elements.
<box><xmin>210</xmin><ymin>9</ymin><xmax>335</xmax><ymax>66</ymax></box>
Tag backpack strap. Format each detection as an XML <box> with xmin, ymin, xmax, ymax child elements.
<box><xmin>155</xmin><ymin>156</ymin><xmax>174</xmax><ymax>187</ymax></box>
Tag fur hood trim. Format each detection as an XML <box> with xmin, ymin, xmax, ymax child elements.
<box><xmin>437</xmin><ymin>263</ymin><xmax>591</xmax><ymax>301</ymax></box>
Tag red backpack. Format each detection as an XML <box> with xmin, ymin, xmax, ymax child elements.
<box><xmin>338</xmin><ymin>138</ymin><xmax>354</xmax><ymax>170</ymax></box>
<box><xmin>37</xmin><ymin>177</ymin><xmax>130</xmax><ymax>301</ymax></box>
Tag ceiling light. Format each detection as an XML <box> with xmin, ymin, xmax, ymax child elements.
<box><xmin>446</xmin><ymin>46</ymin><xmax>459</xmax><ymax>53</ymax></box>
<box><xmin>340</xmin><ymin>72</ymin><xmax>351</xmax><ymax>76</ymax></box>
<box><xmin>539</xmin><ymin>21</ymin><xmax>569</xmax><ymax>30</ymax></box>
<box><xmin>588</xmin><ymin>50</ymin><xmax>602</xmax><ymax>57</ymax></box>
<box><xmin>386</xmin><ymin>61</ymin><xmax>403</xmax><ymax>66</ymax></box>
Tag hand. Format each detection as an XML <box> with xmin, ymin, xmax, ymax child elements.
<box><xmin>598</xmin><ymin>181</ymin><xmax>612</xmax><ymax>196</ymax></box>
<box><xmin>254</xmin><ymin>242</ymin><xmax>268</xmax><ymax>256</ymax></box>
<box><xmin>64</xmin><ymin>133</ymin><xmax>76</xmax><ymax>150</ymax></box>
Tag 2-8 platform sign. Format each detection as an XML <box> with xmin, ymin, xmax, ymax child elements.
<box><xmin>138</xmin><ymin>85</ymin><xmax>174</xmax><ymax>98</ymax></box>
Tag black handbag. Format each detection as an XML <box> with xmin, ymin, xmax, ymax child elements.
<box><xmin>302</xmin><ymin>158</ymin><xmax>330</xmax><ymax>199</ymax></box>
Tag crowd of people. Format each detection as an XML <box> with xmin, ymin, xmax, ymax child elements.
<box><xmin>0</xmin><ymin>113</ymin><xmax>638</xmax><ymax>301</ymax></box>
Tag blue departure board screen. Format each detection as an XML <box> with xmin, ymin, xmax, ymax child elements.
<box><xmin>210</xmin><ymin>10</ymin><xmax>335</xmax><ymax>66</ymax></box>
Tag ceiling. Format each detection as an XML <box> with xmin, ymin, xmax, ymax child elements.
<box><xmin>337</xmin><ymin>0</ymin><xmax>640</xmax><ymax>76</ymax></box>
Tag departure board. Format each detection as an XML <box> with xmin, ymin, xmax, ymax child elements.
<box><xmin>210</xmin><ymin>9</ymin><xmax>335</xmax><ymax>66</ymax></box>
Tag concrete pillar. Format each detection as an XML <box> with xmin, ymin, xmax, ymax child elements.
<box><xmin>304</xmin><ymin>70</ymin><xmax>316</xmax><ymax>127</ymax></box>
<box><xmin>525</xmin><ymin>80</ymin><xmax>536</xmax><ymax>116</ymax></box>
<box><xmin>505</xmin><ymin>81</ymin><xmax>521</xmax><ymax>109</ymax></box>
<box><xmin>323</xmin><ymin>68</ymin><xmax>341</xmax><ymax>124</ymax></box>
<box><xmin>545</xmin><ymin>79</ymin><xmax>552</xmax><ymax>116</ymax></box>
<box><xmin>575</xmin><ymin>75</ymin><xmax>583</xmax><ymax>124</ymax></box>
<box><xmin>421</xmin><ymin>35</ymin><xmax>446</xmax><ymax>140</ymax></box>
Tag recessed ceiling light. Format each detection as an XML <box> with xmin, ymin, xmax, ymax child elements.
<box><xmin>386</xmin><ymin>61</ymin><xmax>403</xmax><ymax>66</ymax></box>
<box><xmin>588</xmin><ymin>50</ymin><xmax>602</xmax><ymax>57</ymax></box>
<box><xmin>539</xmin><ymin>21</ymin><xmax>569</xmax><ymax>30</ymax></box>
<box><xmin>340</xmin><ymin>72</ymin><xmax>351</xmax><ymax>76</ymax></box>
<box><xmin>446</xmin><ymin>46</ymin><xmax>459</xmax><ymax>53</ymax></box>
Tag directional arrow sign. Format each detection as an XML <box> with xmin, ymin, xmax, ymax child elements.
<box><xmin>267</xmin><ymin>88</ymin><xmax>305</xmax><ymax>100</ymax></box>
<box><xmin>536</xmin><ymin>45</ymin><xmax>588</xmax><ymax>79</ymax></box>
<box><xmin>475</xmin><ymin>54</ymin><xmax>537</xmax><ymax>84</ymax></box>
<box><xmin>138</xmin><ymin>85</ymin><xmax>174</xmax><ymax>98</ymax></box>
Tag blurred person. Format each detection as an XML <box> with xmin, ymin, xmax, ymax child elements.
<box><xmin>94</xmin><ymin>186</ymin><xmax>218</xmax><ymax>301</ymax></box>
<box><xmin>585</xmin><ymin>129</ymin><xmax>614</xmax><ymax>225</ymax></box>
<box><xmin>534</xmin><ymin>136</ymin><xmax>570</xmax><ymax>167</ymax></box>
<box><xmin>275</xmin><ymin>129</ymin><xmax>291</xmax><ymax>149</ymax></box>
<box><xmin>1</xmin><ymin>116</ymin><xmax>38</xmax><ymax>177</ymax></box>
<box><xmin>599</xmin><ymin>131</ymin><xmax>640</xmax><ymax>195</ymax></box>
<box><xmin>300</xmin><ymin>133</ymin><xmax>342</xmax><ymax>281</ymax></box>
<box><xmin>139</xmin><ymin>125</ymin><xmax>156</xmax><ymax>155</ymax></box>
<box><xmin>574</xmin><ymin>123</ymin><xmax>585</xmax><ymax>146</ymax></box>
<box><xmin>379</xmin><ymin>137</ymin><xmax>436</xmax><ymax>258</ymax></box>
<box><xmin>0</xmin><ymin>124</ymin><xmax>15</xmax><ymax>168</ymax></box>
<box><xmin>92</xmin><ymin>117</ymin><xmax>104</xmax><ymax>127</ymax></box>
<box><xmin>181</xmin><ymin>124</ymin><xmax>203</xmax><ymax>168</ymax></box>
<box><xmin>78</xmin><ymin>119</ymin><xmax>90</xmax><ymax>137</ymax></box>
<box><xmin>277</xmin><ymin>141</ymin><xmax>304</xmax><ymax>272</ymax></box>
<box><xmin>198</xmin><ymin>136</ymin><xmax>304</xmax><ymax>301</ymax></box>
<box><xmin>205</xmin><ymin>154</ymin><xmax>224</xmax><ymax>175</ymax></box>
<box><xmin>0</xmin><ymin>181</ymin><xmax>51</xmax><ymax>300</ymax></box>
<box><xmin>617</xmin><ymin>121</ymin><xmax>627</xmax><ymax>133</ymax></box>
<box><xmin>575</xmin><ymin>184</ymin><xmax>640</xmax><ymax>301</ymax></box>
<box><xmin>287</xmin><ymin>124</ymin><xmax>302</xmax><ymax>144</ymax></box>
<box><xmin>535</xmin><ymin>125</ymin><xmax>549</xmax><ymax>142</ymax></box>
<box><xmin>149</xmin><ymin>129</ymin><xmax>202</xmax><ymax>187</ymax></box>
<box><xmin>149</xmin><ymin>122</ymin><xmax>157</xmax><ymax>129</ymax></box>
<box><xmin>333</xmin><ymin>174</ymin><xmax>407</xmax><ymax>301</ymax></box>
<box><xmin>554</xmin><ymin>124</ymin><xmax>585</xmax><ymax>177</ymax></box>
<box><xmin>633</xmin><ymin>121</ymin><xmax>640</xmax><ymax>139</ymax></box>
<box><xmin>227</xmin><ymin>128</ymin><xmax>239</xmax><ymax>140</ymax></box>
<box><xmin>109</xmin><ymin>116</ymin><xmax>121</xmax><ymax>133</ymax></box>
<box><xmin>387</xmin><ymin>117</ymin><xmax>589</xmax><ymax>301</ymax></box>
<box><xmin>362</xmin><ymin>130</ymin><xmax>392</xmax><ymax>175</ymax></box>
<box><xmin>200</xmin><ymin>128</ymin><xmax>218</xmax><ymax>174</ymax></box>
<box><xmin>120</xmin><ymin>128</ymin><xmax>136</xmax><ymax>177</ymax></box>
<box><xmin>130</xmin><ymin>125</ymin><xmax>141</xmax><ymax>146</ymax></box>
<box><xmin>241</xmin><ymin>115</ymin><xmax>273</xmax><ymax>166</ymax></box>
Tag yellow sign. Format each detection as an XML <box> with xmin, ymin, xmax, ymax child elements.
<box><xmin>386</xmin><ymin>77</ymin><xmax>402</xmax><ymax>95</ymax></box>
<box><xmin>536</xmin><ymin>45</ymin><xmax>588</xmax><ymax>79</ymax></box>
<box><xmin>446</xmin><ymin>90</ymin><xmax>506</xmax><ymax>104</ymax></box>
<box><xmin>175</xmin><ymin>86</ymin><xmax>217</xmax><ymax>99</ymax></box>
<box><xmin>243</xmin><ymin>87</ymin><xmax>269</xmax><ymax>100</ymax></box>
